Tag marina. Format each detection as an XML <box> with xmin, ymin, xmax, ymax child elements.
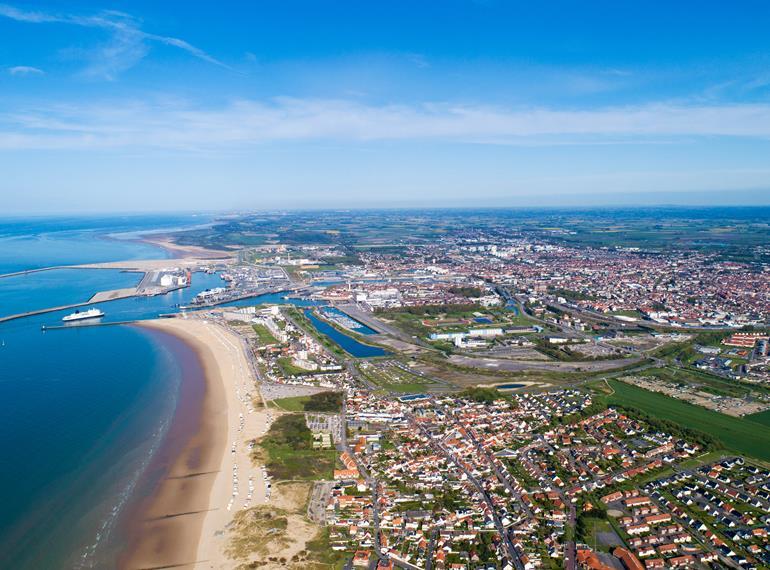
<box><xmin>317</xmin><ymin>306</ymin><xmax>378</xmax><ymax>335</ymax></box>
<box><xmin>303</xmin><ymin>308</ymin><xmax>391</xmax><ymax>358</ymax></box>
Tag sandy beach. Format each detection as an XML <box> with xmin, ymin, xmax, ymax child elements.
<box><xmin>141</xmin><ymin>235</ymin><xmax>236</xmax><ymax>260</ymax></box>
<box><xmin>121</xmin><ymin>316</ymin><xmax>268</xmax><ymax>569</ymax></box>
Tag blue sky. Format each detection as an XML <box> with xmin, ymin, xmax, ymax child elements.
<box><xmin>2</xmin><ymin>1</ymin><xmax>770</xmax><ymax>212</ymax></box>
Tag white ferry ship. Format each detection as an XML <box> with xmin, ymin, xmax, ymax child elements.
<box><xmin>62</xmin><ymin>308</ymin><xmax>104</xmax><ymax>322</ymax></box>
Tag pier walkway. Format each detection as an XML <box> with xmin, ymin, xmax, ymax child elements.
<box><xmin>0</xmin><ymin>288</ymin><xmax>138</xmax><ymax>323</ymax></box>
<box><xmin>0</xmin><ymin>266</ymin><xmax>66</xmax><ymax>279</ymax></box>
<box><xmin>0</xmin><ymin>301</ymin><xmax>97</xmax><ymax>323</ymax></box>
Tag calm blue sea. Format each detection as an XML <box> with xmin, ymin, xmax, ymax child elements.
<box><xmin>0</xmin><ymin>215</ymin><xmax>222</xmax><ymax>569</ymax></box>
<box><xmin>0</xmin><ymin>215</ymin><xmax>208</xmax><ymax>275</ymax></box>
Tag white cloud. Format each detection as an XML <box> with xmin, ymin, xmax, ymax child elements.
<box><xmin>2</xmin><ymin>97</ymin><xmax>770</xmax><ymax>151</ymax></box>
<box><xmin>7</xmin><ymin>65</ymin><xmax>44</xmax><ymax>75</ymax></box>
<box><xmin>0</xmin><ymin>4</ymin><xmax>229</xmax><ymax>79</ymax></box>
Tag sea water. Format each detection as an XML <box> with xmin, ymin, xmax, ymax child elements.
<box><xmin>0</xmin><ymin>216</ymin><xmax>211</xmax><ymax>568</ymax></box>
<box><xmin>0</xmin><ymin>215</ymin><xmax>195</xmax><ymax>274</ymax></box>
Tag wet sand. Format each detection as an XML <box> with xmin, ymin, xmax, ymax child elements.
<box><xmin>121</xmin><ymin>317</ymin><xmax>268</xmax><ymax>569</ymax></box>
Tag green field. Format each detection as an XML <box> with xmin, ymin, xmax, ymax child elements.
<box><xmin>605</xmin><ymin>379</ymin><xmax>770</xmax><ymax>462</ymax></box>
<box><xmin>172</xmin><ymin>209</ymin><xmax>770</xmax><ymax>265</ymax></box>
<box><xmin>379</xmin><ymin>381</ymin><xmax>430</xmax><ymax>393</ymax></box>
<box><xmin>252</xmin><ymin>323</ymin><xmax>278</xmax><ymax>345</ymax></box>
<box><xmin>277</xmin><ymin>356</ymin><xmax>314</xmax><ymax>377</ymax></box>
<box><xmin>271</xmin><ymin>395</ymin><xmax>313</xmax><ymax>411</ymax></box>
<box><xmin>746</xmin><ymin>409</ymin><xmax>770</xmax><ymax>427</ymax></box>
<box><xmin>608</xmin><ymin>309</ymin><xmax>644</xmax><ymax>319</ymax></box>
<box><xmin>576</xmin><ymin>516</ymin><xmax>620</xmax><ymax>552</ymax></box>
<box><xmin>378</xmin><ymin>305</ymin><xmax>534</xmax><ymax>340</ymax></box>
<box><xmin>271</xmin><ymin>391</ymin><xmax>343</xmax><ymax>412</ymax></box>
<box><xmin>639</xmin><ymin>366</ymin><xmax>761</xmax><ymax>398</ymax></box>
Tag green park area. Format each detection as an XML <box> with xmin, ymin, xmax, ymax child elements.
<box><xmin>258</xmin><ymin>414</ymin><xmax>336</xmax><ymax>480</ymax></box>
<box><xmin>271</xmin><ymin>391</ymin><xmax>343</xmax><ymax>412</ymax></box>
<box><xmin>252</xmin><ymin>323</ymin><xmax>278</xmax><ymax>345</ymax></box>
<box><xmin>276</xmin><ymin>356</ymin><xmax>314</xmax><ymax>377</ymax></box>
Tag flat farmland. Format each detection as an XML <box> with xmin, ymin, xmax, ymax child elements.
<box><xmin>606</xmin><ymin>379</ymin><xmax>770</xmax><ymax>462</ymax></box>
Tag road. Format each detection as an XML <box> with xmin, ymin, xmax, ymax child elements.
<box><xmin>412</xmin><ymin>417</ymin><xmax>524</xmax><ymax>570</ymax></box>
<box><xmin>466</xmin><ymin>428</ymin><xmax>533</xmax><ymax>519</ymax></box>
<box><xmin>565</xmin><ymin>503</ymin><xmax>577</xmax><ymax>570</ymax></box>
<box><xmin>424</xmin><ymin>529</ymin><xmax>438</xmax><ymax>570</ymax></box>
<box><xmin>347</xmin><ymin>360</ymin><xmax>379</xmax><ymax>391</ymax></box>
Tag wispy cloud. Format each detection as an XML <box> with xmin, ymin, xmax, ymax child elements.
<box><xmin>3</xmin><ymin>97</ymin><xmax>770</xmax><ymax>152</ymax></box>
<box><xmin>0</xmin><ymin>4</ymin><xmax>229</xmax><ymax>79</ymax></box>
<box><xmin>7</xmin><ymin>65</ymin><xmax>44</xmax><ymax>76</ymax></box>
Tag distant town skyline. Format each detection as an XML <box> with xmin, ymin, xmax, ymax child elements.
<box><xmin>2</xmin><ymin>1</ymin><xmax>770</xmax><ymax>212</ymax></box>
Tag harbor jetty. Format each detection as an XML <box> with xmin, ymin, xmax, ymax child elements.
<box><xmin>0</xmin><ymin>266</ymin><xmax>67</xmax><ymax>279</ymax></box>
<box><xmin>41</xmin><ymin>320</ymin><xmax>140</xmax><ymax>331</ymax></box>
<box><xmin>0</xmin><ymin>287</ymin><xmax>138</xmax><ymax>324</ymax></box>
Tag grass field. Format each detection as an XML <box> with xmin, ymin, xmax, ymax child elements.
<box><xmin>578</xmin><ymin>517</ymin><xmax>620</xmax><ymax>552</ymax></box>
<box><xmin>271</xmin><ymin>392</ymin><xmax>342</xmax><ymax>412</ymax></box>
<box><xmin>380</xmin><ymin>381</ymin><xmax>430</xmax><ymax>393</ymax></box>
<box><xmin>252</xmin><ymin>323</ymin><xmax>278</xmax><ymax>346</ymax></box>
<box><xmin>271</xmin><ymin>395</ymin><xmax>313</xmax><ymax>411</ymax></box>
<box><xmin>277</xmin><ymin>356</ymin><xmax>314</xmax><ymax>377</ymax></box>
<box><xmin>746</xmin><ymin>409</ymin><xmax>770</xmax><ymax>427</ymax></box>
<box><xmin>607</xmin><ymin>309</ymin><xmax>643</xmax><ymax>319</ymax></box>
<box><xmin>605</xmin><ymin>379</ymin><xmax>770</xmax><ymax>462</ymax></box>
<box><xmin>380</xmin><ymin>306</ymin><xmax>535</xmax><ymax>339</ymax></box>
